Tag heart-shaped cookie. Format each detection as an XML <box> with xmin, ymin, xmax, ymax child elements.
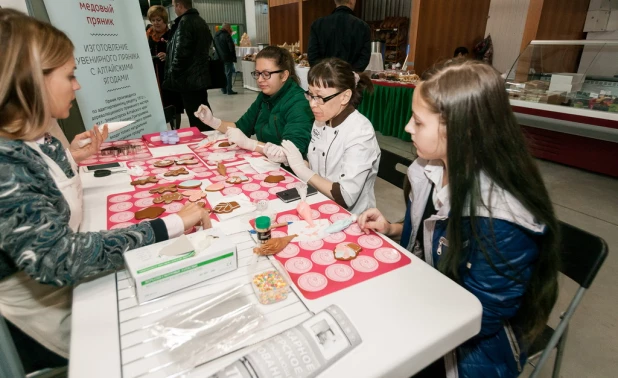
<box><xmin>205</xmin><ymin>182</ymin><xmax>225</xmax><ymax>192</ymax></box>
<box><xmin>182</xmin><ymin>190</ymin><xmax>207</xmax><ymax>202</ymax></box>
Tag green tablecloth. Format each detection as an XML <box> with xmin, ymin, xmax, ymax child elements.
<box><xmin>358</xmin><ymin>82</ymin><xmax>414</xmax><ymax>142</ymax></box>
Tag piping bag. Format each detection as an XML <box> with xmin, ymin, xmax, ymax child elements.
<box><xmin>323</xmin><ymin>214</ymin><xmax>358</xmax><ymax>234</ymax></box>
<box><xmin>77</xmin><ymin>121</ymin><xmax>135</xmax><ymax>147</ymax></box>
<box><xmin>295</xmin><ymin>183</ymin><xmax>315</xmax><ymax>228</ymax></box>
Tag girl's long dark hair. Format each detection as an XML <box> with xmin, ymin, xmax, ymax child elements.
<box><xmin>419</xmin><ymin>59</ymin><xmax>559</xmax><ymax>342</ymax></box>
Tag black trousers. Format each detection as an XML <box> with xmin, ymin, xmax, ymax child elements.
<box><xmin>180</xmin><ymin>89</ymin><xmax>211</xmax><ymax>131</ymax></box>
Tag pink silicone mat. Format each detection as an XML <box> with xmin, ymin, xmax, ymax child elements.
<box><xmin>252</xmin><ymin>200</ymin><xmax>411</xmax><ymax>300</ymax></box>
<box><xmin>188</xmin><ymin>140</ymin><xmax>263</xmax><ymax>168</ymax></box>
<box><xmin>126</xmin><ymin>153</ymin><xmax>212</xmax><ymax>187</ymax></box>
<box><xmin>77</xmin><ymin>139</ymin><xmax>152</xmax><ymax>167</ymax></box>
<box><xmin>106</xmin><ymin>185</ymin><xmax>219</xmax><ymax>232</ymax></box>
<box><xmin>203</xmin><ymin>168</ymin><xmax>301</xmax><ymax>203</ymax></box>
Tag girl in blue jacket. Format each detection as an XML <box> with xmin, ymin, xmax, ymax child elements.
<box><xmin>358</xmin><ymin>59</ymin><xmax>560</xmax><ymax>378</ymax></box>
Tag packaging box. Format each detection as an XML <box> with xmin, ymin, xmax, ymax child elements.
<box><xmin>124</xmin><ymin>229</ymin><xmax>237</xmax><ymax>303</ymax></box>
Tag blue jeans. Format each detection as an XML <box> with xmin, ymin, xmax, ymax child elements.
<box><xmin>224</xmin><ymin>62</ymin><xmax>236</xmax><ymax>93</ymax></box>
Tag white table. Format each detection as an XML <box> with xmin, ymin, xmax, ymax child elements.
<box><xmin>241</xmin><ymin>60</ymin><xmax>260</xmax><ymax>92</ymax></box>
<box><xmin>367</xmin><ymin>52</ymin><xmax>384</xmax><ymax>72</ymax></box>
<box><xmin>235</xmin><ymin>46</ymin><xmax>259</xmax><ymax>74</ymax></box>
<box><xmin>70</xmin><ymin>141</ymin><xmax>482</xmax><ymax>378</ymax></box>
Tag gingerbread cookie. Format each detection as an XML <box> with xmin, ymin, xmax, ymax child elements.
<box><xmin>130</xmin><ymin>176</ymin><xmax>159</xmax><ymax>186</ymax></box>
<box><xmin>175</xmin><ymin>158</ymin><xmax>199</xmax><ymax>165</ymax></box>
<box><xmin>217</xmin><ymin>141</ymin><xmax>232</xmax><ymax>148</ymax></box>
<box><xmin>264</xmin><ymin>175</ymin><xmax>285</xmax><ymax>184</ymax></box>
<box><xmin>217</xmin><ymin>162</ymin><xmax>227</xmax><ymax>176</ymax></box>
<box><xmin>164</xmin><ymin>167</ymin><xmax>189</xmax><ymax>177</ymax></box>
<box><xmin>334</xmin><ymin>243</ymin><xmax>362</xmax><ymax>261</ymax></box>
<box><xmin>153</xmin><ymin>192</ymin><xmax>184</xmax><ymax>204</ymax></box>
<box><xmin>149</xmin><ymin>184</ymin><xmax>178</xmax><ymax>194</ymax></box>
<box><xmin>226</xmin><ymin>175</ymin><xmax>249</xmax><ymax>184</ymax></box>
<box><xmin>182</xmin><ymin>189</ymin><xmax>207</xmax><ymax>202</ymax></box>
<box><xmin>178</xmin><ymin>180</ymin><xmax>202</xmax><ymax>189</ymax></box>
<box><xmin>212</xmin><ymin>201</ymin><xmax>240</xmax><ymax>214</ymax></box>
<box><xmin>135</xmin><ymin>206</ymin><xmax>166</xmax><ymax>220</ymax></box>
<box><xmin>153</xmin><ymin>159</ymin><xmax>174</xmax><ymax>167</ymax></box>
<box><xmin>205</xmin><ymin>182</ymin><xmax>225</xmax><ymax>192</ymax></box>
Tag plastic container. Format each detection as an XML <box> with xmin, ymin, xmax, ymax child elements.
<box><xmin>255</xmin><ymin>216</ymin><xmax>271</xmax><ymax>244</ymax></box>
<box><xmin>251</xmin><ymin>269</ymin><xmax>289</xmax><ymax>305</ymax></box>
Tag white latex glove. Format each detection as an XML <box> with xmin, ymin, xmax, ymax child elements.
<box><xmin>263</xmin><ymin>142</ymin><xmax>288</xmax><ymax>164</ymax></box>
<box><xmin>194</xmin><ymin>104</ymin><xmax>222</xmax><ymax>130</ymax></box>
<box><xmin>281</xmin><ymin>140</ymin><xmax>315</xmax><ymax>182</ymax></box>
<box><xmin>226</xmin><ymin>127</ymin><xmax>258</xmax><ymax>151</ymax></box>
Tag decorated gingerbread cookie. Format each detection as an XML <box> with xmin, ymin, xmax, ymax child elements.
<box><xmin>135</xmin><ymin>206</ymin><xmax>166</xmax><ymax>220</ymax></box>
<box><xmin>164</xmin><ymin>167</ymin><xmax>189</xmax><ymax>177</ymax></box>
<box><xmin>264</xmin><ymin>175</ymin><xmax>285</xmax><ymax>184</ymax></box>
<box><xmin>205</xmin><ymin>182</ymin><xmax>225</xmax><ymax>192</ymax></box>
<box><xmin>175</xmin><ymin>158</ymin><xmax>199</xmax><ymax>165</ymax></box>
<box><xmin>212</xmin><ymin>201</ymin><xmax>240</xmax><ymax>214</ymax></box>
<box><xmin>182</xmin><ymin>190</ymin><xmax>207</xmax><ymax>202</ymax></box>
<box><xmin>217</xmin><ymin>162</ymin><xmax>227</xmax><ymax>176</ymax></box>
<box><xmin>153</xmin><ymin>159</ymin><xmax>174</xmax><ymax>167</ymax></box>
<box><xmin>153</xmin><ymin>192</ymin><xmax>184</xmax><ymax>204</ymax></box>
<box><xmin>226</xmin><ymin>175</ymin><xmax>249</xmax><ymax>184</ymax></box>
<box><xmin>334</xmin><ymin>243</ymin><xmax>362</xmax><ymax>261</ymax></box>
<box><xmin>149</xmin><ymin>184</ymin><xmax>178</xmax><ymax>194</ymax></box>
<box><xmin>130</xmin><ymin>176</ymin><xmax>159</xmax><ymax>186</ymax></box>
<box><xmin>178</xmin><ymin>180</ymin><xmax>202</xmax><ymax>189</ymax></box>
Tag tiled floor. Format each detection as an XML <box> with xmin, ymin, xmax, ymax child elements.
<box><xmin>180</xmin><ymin>85</ymin><xmax>617</xmax><ymax>377</ymax></box>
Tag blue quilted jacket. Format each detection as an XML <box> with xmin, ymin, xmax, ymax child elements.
<box><xmin>402</xmin><ymin>159</ymin><xmax>545</xmax><ymax>378</ymax></box>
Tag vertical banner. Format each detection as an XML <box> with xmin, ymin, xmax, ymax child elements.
<box><xmin>43</xmin><ymin>0</ymin><xmax>166</xmax><ymax>140</ymax></box>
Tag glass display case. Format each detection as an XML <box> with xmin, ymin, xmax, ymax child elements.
<box><xmin>506</xmin><ymin>40</ymin><xmax>618</xmax><ymax>112</ymax></box>
<box><xmin>505</xmin><ymin>40</ymin><xmax>618</xmax><ymax>178</ymax></box>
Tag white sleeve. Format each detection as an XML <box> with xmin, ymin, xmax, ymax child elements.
<box><xmin>338</xmin><ymin>132</ymin><xmax>380</xmax><ymax>207</ymax></box>
<box><xmin>162</xmin><ymin>214</ymin><xmax>185</xmax><ymax>239</ymax></box>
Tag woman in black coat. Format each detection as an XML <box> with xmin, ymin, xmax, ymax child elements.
<box><xmin>147</xmin><ymin>5</ymin><xmax>184</xmax><ymax>128</ymax></box>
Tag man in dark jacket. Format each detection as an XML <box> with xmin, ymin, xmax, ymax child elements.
<box><xmin>164</xmin><ymin>0</ymin><xmax>213</xmax><ymax>130</ymax></box>
<box><xmin>307</xmin><ymin>0</ymin><xmax>371</xmax><ymax>72</ymax></box>
<box><xmin>214</xmin><ymin>23</ymin><xmax>238</xmax><ymax>95</ymax></box>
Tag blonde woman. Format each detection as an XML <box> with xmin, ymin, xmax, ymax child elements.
<box><xmin>0</xmin><ymin>10</ymin><xmax>210</xmax><ymax>358</ymax></box>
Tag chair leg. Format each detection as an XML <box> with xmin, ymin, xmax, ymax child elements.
<box><xmin>552</xmin><ymin>325</ymin><xmax>568</xmax><ymax>378</ymax></box>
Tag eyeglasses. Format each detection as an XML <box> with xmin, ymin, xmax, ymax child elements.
<box><xmin>304</xmin><ymin>90</ymin><xmax>345</xmax><ymax>105</ymax></box>
<box><xmin>251</xmin><ymin>70</ymin><xmax>284</xmax><ymax>80</ymax></box>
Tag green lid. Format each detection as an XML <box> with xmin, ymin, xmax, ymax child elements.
<box><xmin>255</xmin><ymin>216</ymin><xmax>271</xmax><ymax>230</ymax></box>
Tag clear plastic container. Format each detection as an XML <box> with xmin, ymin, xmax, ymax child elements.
<box><xmin>251</xmin><ymin>269</ymin><xmax>290</xmax><ymax>305</ymax></box>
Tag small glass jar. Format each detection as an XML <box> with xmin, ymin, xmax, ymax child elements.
<box><xmin>255</xmin><ymin>216</ymin><xmax>271</xmax><ymax>245</ymax></box>
<box><xmin>251</xmin><ymin>269</ymin><xmax>289</xmax><ymax>305</ymax></box>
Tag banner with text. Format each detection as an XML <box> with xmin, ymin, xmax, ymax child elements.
<box><xmin>43</xmin><ymin>0</ymin><xmax>166</xmax><ymax>140</ymax></box>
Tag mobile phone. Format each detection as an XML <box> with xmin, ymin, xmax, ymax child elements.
<box><xmin>84</xmin><ymin>162</ymin><xmax>122</xmax><ymax>172</ymax></box>
<box><xmin>276</xmin><ymin>185</ymin><xmax>318</xmax><ymax>203</ymax></box>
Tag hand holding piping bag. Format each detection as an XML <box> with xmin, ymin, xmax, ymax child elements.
<box><xmin>296</xmin><ymin>183</ymin><xmax>315</xmax><ymax>227</ymax></box>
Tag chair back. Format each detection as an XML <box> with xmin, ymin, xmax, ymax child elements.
<box><xmin>558</xmin><ymin>221</ymin><xmax>608</xmax><ymax>288</ymax></box>
<box><xmin>377</xmin><ymin>149</ymin><xmax>412</xmax><ymax>189</ymax></box>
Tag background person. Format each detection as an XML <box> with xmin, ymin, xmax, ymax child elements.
<box><xmin>214</xmin><ymin>22</ymin><xmax>238</xmax><ymax>95</ymax></box>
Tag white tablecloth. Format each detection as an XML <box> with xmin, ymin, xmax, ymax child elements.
<box><xmin>367</xmin><ymin>52</ymin><xmax>384</xmax><ymax>71</ymax></box>
<box><xmin>235</xmin><ymin>47</ymin><xmax>259</xmax><ymax>73</ymax></box>
<box><xmin>241</xmin><ymin>60</ymin><xmax>259</xmax><ymax>92</ymax></box>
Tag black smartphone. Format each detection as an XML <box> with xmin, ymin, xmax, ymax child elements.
<box><xmin>276</xmin><ymin>186</ymin><xmax>318</xmax><ymax>203</ymax></box>
<box><xmin>85</xmin><ymin>162</ymin><xmax>122</xmax><ymax>172</ymax></box>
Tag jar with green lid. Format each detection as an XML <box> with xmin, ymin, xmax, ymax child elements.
<box><xmin>255</xmin><ymin>216</ymin><xmax>271</xmax><ymax>244</ymax></box>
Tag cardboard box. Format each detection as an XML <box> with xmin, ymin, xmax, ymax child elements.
<box><xmin>124</xmin><ymin>229</ymin><xmax>238</xmax><ymax>303</ymax></box>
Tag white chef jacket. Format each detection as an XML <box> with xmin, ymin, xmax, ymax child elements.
<box><xmin>307</xmin><ymin>110</ymin><xmax>380</xmax><ymax>214</ymax></box>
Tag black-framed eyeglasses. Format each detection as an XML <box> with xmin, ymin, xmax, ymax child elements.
<box><xmin>304</xmin><ymin>90</ymin><xmax>345</xmax><ymax>105</ymax></box>
<box><xmin>251</xmin><ymin>70</ymin><xmax>284</xmax><ymax>80</ymax></box>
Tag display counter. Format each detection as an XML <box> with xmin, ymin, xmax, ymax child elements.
<box><xmin>506</xmin><ymin>40</ymin><xmax>618</xmax><ymax>177</ymax></box>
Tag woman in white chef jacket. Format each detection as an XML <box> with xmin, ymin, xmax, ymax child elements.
<box><xmin>0</xmin><ymin>10</ymin><xmax>210</xmax><ymax>359</ymax></box>
<box><xmin>278</xmin><ymin>58</ymin><xmax>380</xmax><ymax>214</ymax></box>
